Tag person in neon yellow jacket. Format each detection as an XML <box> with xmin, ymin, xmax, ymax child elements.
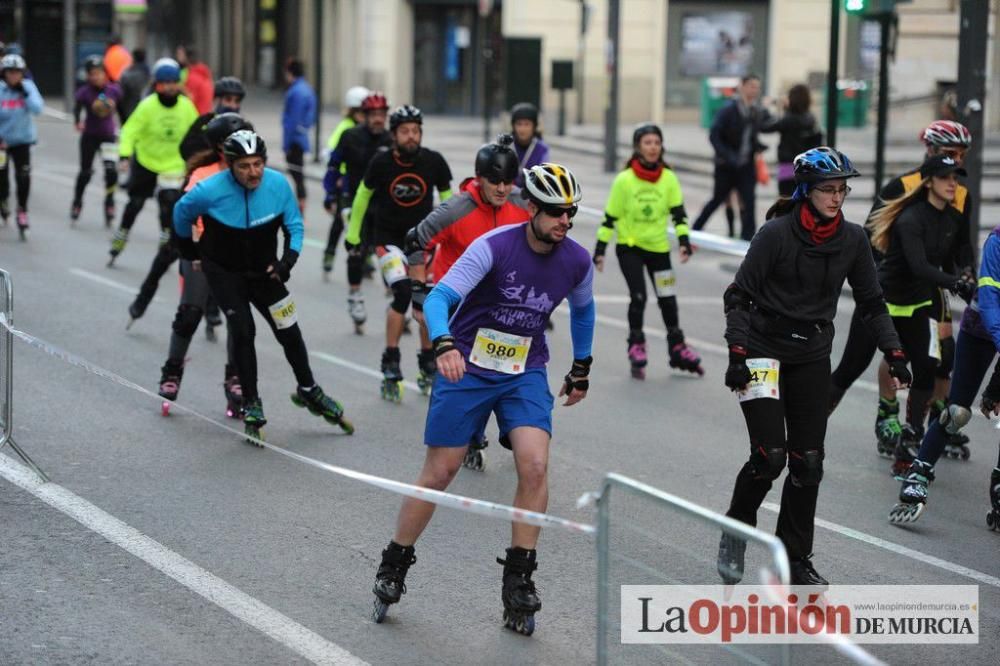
<box><xmin>109</xmin><ymin>57</ymin><xmax>198</xmax><ymax>265</ymax></box>
<box><xmin>592</xmin><ymin>123</ymin><xmax>702</xmax><ymax>379</ymax></box>
<box><xmin>321</xmin><ymin>85</ymin><xmax>369</xmax><ymax>273</ymax></box>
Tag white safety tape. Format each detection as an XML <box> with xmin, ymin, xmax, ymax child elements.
<box><xmin>0</xmin><ymin>316</ymin><xmax>595</xmax><ymax>536</ymax></box>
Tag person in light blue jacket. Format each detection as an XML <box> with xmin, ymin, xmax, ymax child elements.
<box><xmin>0</xmin><ymin>53</ymin><xmax>42</xmax><ymax>235</ymax></box>
<box><xmin>281</xmin><ymin>58</ymin><xmax>316</xmax><ymax>211</ymax></box>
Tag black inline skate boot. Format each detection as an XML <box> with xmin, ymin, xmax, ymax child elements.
<box><xmin>290</xmin><ymin>385</ymin><xmax>355</xmax><ymax>434</ymax></box>
<box><xmin>223</xmin><ymin>365</ymin><xmax>243</xmax><ymax>418</ymax></box>
<box><xmin>987</xmin><ymin>467</ymin><xmax>1000</xmax><ymax>531</ymax></box>
<box><xmin>667</xmin><ymin>328</ymin><xmax>704</xmax><ymax>376</ymax></box>
<box><xmin>380</xmin><ymin>347</ymin><xmax>404</xmax><ymax>403</ymax></box>
<box><xmin>891</xmin><ymin>424</ymin><xmax>922</xmax><ymax>479</ymax></box>
<box><xmin>372</xmin><ymin>541</ymin><xmax>417</xmax><ymax>623</ymax></box>
<box><xmin>889</xmin><ymin>459</ymin><xmax>935</xmax><ymax>524</ymax></box>
<box><xmin>157</xmin><ymin>360</ymin><xmax>184</xmax><ymax>416</ymax></box>
<box><xmin>462</xmin><ymin>434</ymin><xmax>488</xmax><ymax>472</ymax></box>
<box><xmin>874</xmin><ymin>397</ymin><xmax>902</xmax><ymax>457</ymax></box>
<box><xmin>498</xmin><ymin>547</ymin><xmax>541</xmax><ymax>636</ymax></box>
<box><xmin>416</xmin><ymin>349</ymin><xmax>437</xmax><ymax>396</ymax></box>
<box><xmin>790</xmin><ymin>555</ymin><xmax>828</xmax><ymax>587</ymax></box>
<box><xmin>716</xmin><ymin>531</ymin><xmax>746</xmax><ymax>585</ymax></box>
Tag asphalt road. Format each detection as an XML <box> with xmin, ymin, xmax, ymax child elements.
<box><xmin>0</xmin><ymin>109</ymin><xmax>998</xmax><ymax>665</ymax></box>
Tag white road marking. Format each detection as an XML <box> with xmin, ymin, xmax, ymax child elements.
<box><xmin>761</xmin><ymin>501</ymin><xmax>1000</xmax><ymax>590</ymax></box>
<box><xmin>70</xmin><ymin>267</ymin><xmax>161</xmax><ymax>301</ymax></box>
<box><xmin>310</xmin><ymin>350</ymin><xmax>422</xmax><ymax>394</ymax></box>
<box><xmin>0</xmin><ymin>455</ymin><xmax>368</xmax><ymax>666</ymax></box>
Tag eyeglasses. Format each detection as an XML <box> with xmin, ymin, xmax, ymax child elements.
<box><xmin>541</xmin><ymin>204</ymin><xmax>578</xmax><ymax>219</ymax></box>
<box><xmin>813</xmin><ymin>185</ymin><xmax>852</xmax><ymax>197</ymax></box>
<box><xmin>941</xmin><ymin>148</ymin><xmax>968</xmax><ymax>160</ymax></box>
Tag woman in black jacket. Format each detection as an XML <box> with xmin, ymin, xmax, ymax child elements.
<box><xmin>718</xmin><ymin>147</ymin><xmax>911</xmax><ymax>586</ymax></box>
<box><xmin>761</xmin><ymin>84</ymin><xmax>823</xmax><ymax>197</ymax></box>
<box><xmin>867</xmin><ymin>154</ymin><xmax>976</xmax><ymax>475</ymax></box>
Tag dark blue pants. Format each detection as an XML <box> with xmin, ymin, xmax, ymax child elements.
<box><xmin>917</xmin><ymin>331</ymin><xmax>996</xmax><ymax>465</ymax></box>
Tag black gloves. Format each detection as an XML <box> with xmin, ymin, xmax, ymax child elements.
<box><xmin>562</xmin><ymin>356</ymin><xmax>593</xmax><ymax>394</ymax></box>
<box><xmin>593</xmin><ymin>240</ymin><xmax>607</xmax><ymax>264</ymax></box>
<box><xmin>678</xmin><ymin>234</ymin><xmax>693</xmax><ymax>255</ymax></box>
<box><xmin>269</xmin><ymin>258</ymin><xmax>292</xmax><ymax>282</ymax></box>
<box><xmin>344</xmin><ymin>238</ymin><xmax>361</xmax><ymax>255</ymax></box>
<box><xmin>724</xmin><ymin>345</ymin><xmax>752</xmax><ymax>391</ymax></box>
<box><xmin>884</xmin><ymin>348</ymin><xmax>912</xmax><ymax>387</ymax></box>
<box><xmin>950</xmin><ymin>275</ymin><xmax>976</xmax><ymax>304</ymax></box>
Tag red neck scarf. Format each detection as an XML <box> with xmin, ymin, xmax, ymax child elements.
<box><xmin>629</xmin><ymin>157</ymin><xmax>664</xmax><ymax>183</ymax></box>
<box><xmin>799</xmin><ymin>204</ymin><xmax>842</xmax><ymax>245</ymax></box>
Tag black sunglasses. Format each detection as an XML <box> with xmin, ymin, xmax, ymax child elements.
<box><xmin>540</xmin><ymin>204</ymin><xmax>578</xmax><ymax>219</ymax></box>
<box><xmin>484</xmin><ymin>174</ymin><xmax>515</xmax><ymax>185</ymax></box>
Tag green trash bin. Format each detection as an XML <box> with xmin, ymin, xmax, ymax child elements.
<box><xmin>836</xmin><ymin>80</ymin><xmax>870</xmax><ymax>128</ymax></box>
<box><xmin>700</xmin><ymin>77</ymin><xmax>740</xmax><ymax>128</ymax></box>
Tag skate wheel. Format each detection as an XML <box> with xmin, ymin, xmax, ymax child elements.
<box><xmin>245</xmin><ymin>428</ymin><xmax>265</xmax><ymax>447</ymax></box>
<box><xmin>372</xmin><ymin>598</ymin><xmax>389</xmax><ymax>623</ymax></box>
<box><xmin>354</xmin><ymin>324</ymin><xmax>364</xmax><ymax>336</ymax></box>
<box><xmin>960</xmin><ymin>446</ymin><xmax>971</xmax><ymax>461</ymax></box>
<box><xmin>328</xmin><ymin>415</ymin><xmax>354</xmax><ymax>435</ymax></box>
<box><xmin>161</xmin><ymin>402</ymin><xmax>171</xmax><ymax>417</ymax></box>
<box><xmin>888</xmin><ymin>502</ymin><xmax>924</xmax><ymax>525</ymax></box>
<box><xmin>987</xmin><ymin>511</ymin><xmax>999</xmax><ymax>530</ymax></box>
<box><xmin>630</xmin><ymin>368</ymin><xmax>645</xmax><ymax>380</ymax></box>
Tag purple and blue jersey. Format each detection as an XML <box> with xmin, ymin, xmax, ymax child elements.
<box><xmin>423</xmin><ymin>223</ymin><xmax>595</xmax><ymax>377</ymax></box>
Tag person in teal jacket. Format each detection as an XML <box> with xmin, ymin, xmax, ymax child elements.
<box><xmin>0</xmin><ymin>54</ymin><xmax>43</xmax><ymax>237</ymax></box>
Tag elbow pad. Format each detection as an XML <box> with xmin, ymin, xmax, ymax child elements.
<box><xmin>723</xmin><ymin>283</ymin><xmax>751</xmax><ymax>314</ymax></box>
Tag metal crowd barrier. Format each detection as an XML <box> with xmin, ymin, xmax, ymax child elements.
<box><xmin>0</xmin><ymin>268</ymin><xmax>48</xmax><ymax>481</ymax></box>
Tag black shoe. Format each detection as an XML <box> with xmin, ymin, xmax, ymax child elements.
<box><xmin>790</xmin><ymin>556</ymin><xmax>828</xmax><ymax>586</ymax></box>
<box><xmin>716</xmin><ymin>532</ymin><xmax>746</xmax><ymax>585</ymax></box>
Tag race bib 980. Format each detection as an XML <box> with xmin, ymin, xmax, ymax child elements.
<box><xmin>738</xmin><ymin>358</ymin><xmax>780</xmax><ymax>403</ymax></box>
<box><xmin>469</xmin><ymin>328</ymin><xmax>531</xmax><ymax>375</ymax></box>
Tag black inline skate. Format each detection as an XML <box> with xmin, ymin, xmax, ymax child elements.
<box><xmin>987</xmin><ymin>467</ymin><xmax>1000</xmax><ymax>531</ymax></box>
<box><xmin>930</xmin><ymin>399</ymin><xmax>971</xmax><ymax>460</ymax></box>
<box><xmin>107</xmin><ymin>228</ymin><xmax>128</xmax><ymax>267</ymax></box>
<box><xmin>372</xmin><ymin>542</ymin><xmax>417</xmax><ymax>623</ymax></box>
<box><xmin>223</xmin><ymin>365</ymin><xmax>243</xmax><ymax>418</ymax></box>
<box><xmin>290</xmin><ymin>385</ymin><xmax>355</xmax><ymax>434</ymax></box>
<box><xmin>667</xmin><ymin>328</ymin><xmax>704</xmax><ymax>376</ymax></box>
<box><xmin>157</xmin><ymin>360</ymin><xmax>183</xmax><ymax>416</ymax></box>
<box><xmin>416</xmin><ymin>349</ymin><xmax>437</xmax><ymax>396</ymax></box>
<box><xmin>462</xmin><ymin>434</ymin><xmax>488</xmax><ymax>472</ymax></box>
<box><xmin>716</xmin><ymin>531</ymin><xmax>746</xmax><ymax>585</ymax></box>
<box><xmin>891</xmin><ymin>424</ymin><xmax>921</xmax><ymax>479</ymax></box>
<box><xmin>875</xmin><ymin>397</ymin><xmax>902</xmax><ymax>457</ymax></box>
<box><xmin>889</xmin><ymin>459</ymin><xmax>935</xmax><ymax>524</ymax></box>
<box><xmin>627</xmin><ymin>331</ymin><xmax>648</xmax><ymax>380</ymax></box>
<box><xmin>243</xmin><ymin>397</ymin><xmax>266</xmax><ymax>446</ymax></box>
<box><xmin>380</xmin><ymin>347</ymin><xmax>403</xmax><ymax>403</ymax></box>
<box><xmin>498</xmin><ymin>547</ymin><xmax>541</xmax><ymax>636</ymax></box>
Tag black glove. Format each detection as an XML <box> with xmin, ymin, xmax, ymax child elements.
<box><xmin>268</xmin><ymin>258</ymin><xmax>292</xmax><ymax>283</ymax></box>
<box><xmin>175</xmin><ymin>236</ymin><xmax>198</xmax><ymax>262</ymax></box>
<box><xmin>950</xmin><ymin>275</ymin><xmax>976</xmax><ymax>304</ymax></box>
<box><xmin>724</xmin><ymin>345</ymin><xmax>752</xmax><ymax>391</ymax></box>
<box><xmin>432</xmin><ymin>334</ymin><xmax>457</xmax><ymax>358</ymax></box>
<box><xmin>678</xmin><ymin>234</ymin><xmax>693</xmax><ymax>255</ymax></box>
<box><xmin>884</xmin><ymin>348</ymin><xmax>912</xmax><ymax>387</ymax></box>
<box><xmin>593</xmin><ymin>240</ymin><xmax>607</xmax><ymax>264</ymax></box>
<box><xmin>344</xmin><ymin>238</ymin><xmax>361</xmax><ymax>256</ymax></box>
<box><xmin>980</xmin><ymin>368</ymin><xmax>1000</xmax><ymax>417</ymax></box>
<box><xmin>323</xmin><ymin>193</ymin><xmax>335</xmax><ymax>212</ymax></box>
<box><xmin>562</xmin><ymin>356</ymin><xmax>593</xmax><ymax>394</ymax></box>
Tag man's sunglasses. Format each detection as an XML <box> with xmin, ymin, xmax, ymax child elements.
<box><xmin>541</xmin><ymin>204</ymin><xmax>578</xmax><ymax>219</ymax></box>
<box><xmin>484</xmin><ymin>175</ymin><xmax>515</xmax><ymax>185</ymax></box>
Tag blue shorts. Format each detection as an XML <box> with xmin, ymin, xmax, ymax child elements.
<box><xmin>423</xmin><ymin>368</ymin><xmax>554</xmax><ymax>447</ymax></box>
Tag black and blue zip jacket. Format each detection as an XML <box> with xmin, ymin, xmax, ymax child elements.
<box><xmin>173</xmin><ymin>167</ymin><xmax>303</xmax><ymax>274</ymax></box>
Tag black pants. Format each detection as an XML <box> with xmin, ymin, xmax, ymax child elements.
<box><xmin>726</xmin><ymin>356</ymin><xmax>829</xmax><ymax>560</ymax></box>
<box><xmin>202</xmin><ymin>268</ymin><xmax>315</xmax><ymax>403</ymax></box>
<box><xmin>0</xmin><ymin>143</ymin><xmax>31</xmax><ymax>210</ymax></box>
<box><xmin>119</xmin><ymin>161</ymin><xmax>178</xmax><ymax>233</ymax></box>
<box><xmin>615</xmin><ymin>245</ymin><xmax>679</xmax><ymax>334</ymax></box>
<box><xmin>286</xmin><ymin>145</ymin><xmax>306</xmax><ymax>200</ymax></box>
<box><xmin>892</xmin><ymin>307</ymin><xmax>936</xmax><ymax>428</ymax></box>
<box><xmin>74</xmin><ymin>134</ymin><xmax>117</xmax><ymax>205</ymax></box>
<box><xmin>692</xmin><ymin>163</ymin><xmax>757</xmax><ymax>240</ymax></box>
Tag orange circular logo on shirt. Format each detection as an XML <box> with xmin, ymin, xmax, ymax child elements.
<box><xmin>389</xmin><ymin>172</ymin><xmax>428</xmax><ymax>208</ymax></box>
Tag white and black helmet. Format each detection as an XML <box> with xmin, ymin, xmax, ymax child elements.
<box><xmin>344</xmin><ymin>85</ymin><xmax>370</xmax><ymax>109</ymax></box>
<box><xmin>1</xmin><ymin>54</ymin><xmax>26</xmax><ymax>71</ymax></box>
<box><xmin>522</xmin><ymin>163</ymin><xmax>582</xmax><ymax>206</ymax></box>
<box><xmin>389</xmin><ymin>104</ymin><xmax>423</xmax><ymax>132</ymax></box>
<box><xmin>222</xmin><ymin>129</ymin><xmax>267</xmax><ymax>162</ymax></box>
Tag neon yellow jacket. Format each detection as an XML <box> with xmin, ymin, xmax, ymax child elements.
<box><xmin>598</xmin><ymin>167</ymin><xmax>689</xmax><ymax>254</ymax></box>
<box><xmin>119</xmin><ymin>93</ymin><xmax>199</xmax><ymax>175</ymax></box>
<box><xmin>327</xmin><ymin>117</ymin><xmax>355</xmax><ymax>151</ymax></box>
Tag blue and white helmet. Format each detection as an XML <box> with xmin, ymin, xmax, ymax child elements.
<box><xmin>793</xmin><ymin>147</ymin><xmax>860</xmax><ymax>184</ymax></box>
<box><xmin>1</xmin><ymin>54</ymin><xmax>26</xmax><ymax>71</ymax></box>
<box><xmin>152</xmin><ymin>57</ymin><xmax>181</xmax><ymax>83</ymax></box>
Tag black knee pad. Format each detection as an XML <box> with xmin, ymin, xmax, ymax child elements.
<box><xmin>936</xmin><ymin>335</ymin><xmax>955</xmax><ymax>378</ymax></box>
<box><xmin>390</xmin><ymin>279</ymin><xmax>412</xmax><ymax>314</ymax></box>
<box><xmin>788</xmin><ymin>449</ymin><xmax>824</xmax><ymax>486</ymax></box>
<box><xmin>172</xmin><ymin>304</ymin><xmax>204</xmax><ymax>339</ymax></box>
<box><xmin>630</xmin><ymin>291</ymin><xmax>646</xmax><ymax>306</ymax></box>
<box><xmin>749</xmin><ymin>445</ymin><xmax>786</xmax><ymax>480</ymax></box>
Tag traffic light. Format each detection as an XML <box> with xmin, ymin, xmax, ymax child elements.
<box><xmin>845</xmin><ymin>0</ymin><xmax>866</xmax><ymax>12</ymax></box>
<box><xmin>845</xmin><ymin>0</ymin><xmax>911</xmax><ymax>14</ymax></box>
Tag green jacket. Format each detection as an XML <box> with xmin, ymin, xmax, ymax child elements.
<box><xmin>119</xmin><ymin>93</ymin><xmax>199</xmax><ymax>175</ymax></box>
<box><xmin>598</xmin><ymin>166</ymin><xmax>689</xmax><ymax>254</ymax></box>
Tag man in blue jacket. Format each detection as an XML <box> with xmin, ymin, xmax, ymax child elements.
<box><xmin>173</xmin><ymin>130</ymin><xmax>353</xmax><ymax>442</ymax></box>
<box><xmin>281</xmin><ymin>58</ymin><xmax>317</xmax><ymax>214</ymax></box>
<box><xmin>691</xmin><ymin>74</ymin><xmax>771</xmax><ymax>241</ymax></box>
<box><xmin>0</xmin><ymin>54</ymin><xmax>43</xmax><ymax>238</ymax></box>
